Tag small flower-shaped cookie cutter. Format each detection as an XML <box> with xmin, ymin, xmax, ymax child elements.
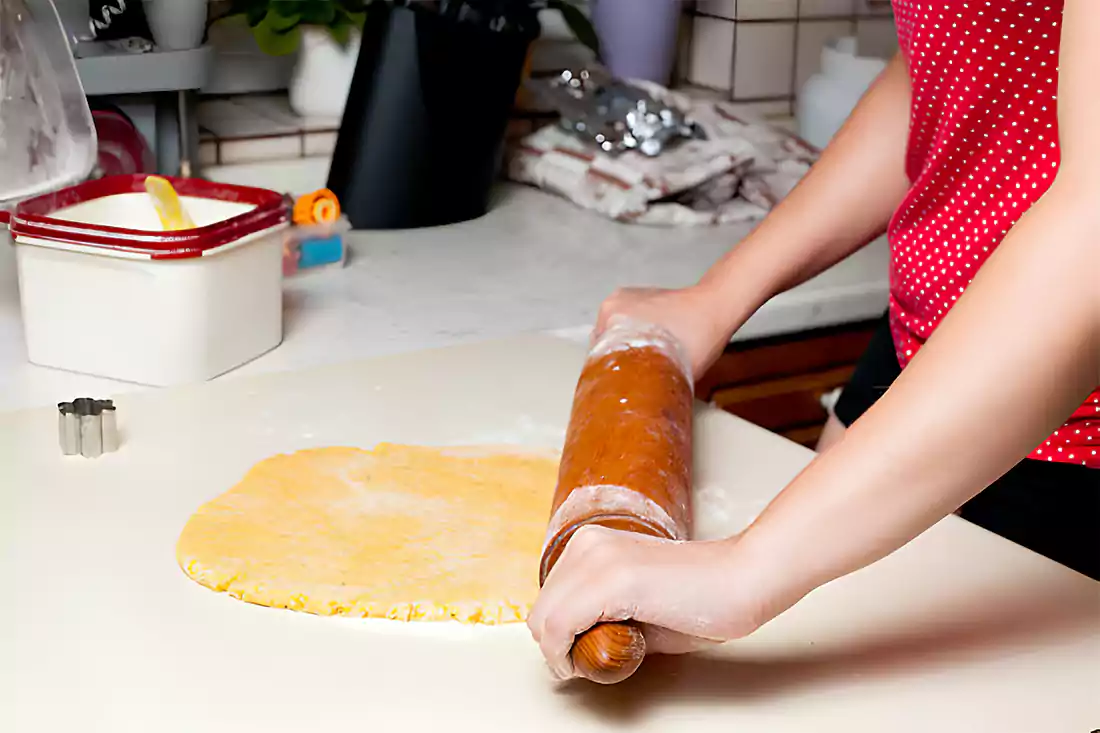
<box><xmin>58</xmin><ymin>398</ymin><xmax>119</xmax><ymax>458</ymax></box>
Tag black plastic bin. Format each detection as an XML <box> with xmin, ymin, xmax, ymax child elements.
<box><xmin>327</xmin><ymin>4</ymin><xmax>536</xmax><ymax>230</ymax></box>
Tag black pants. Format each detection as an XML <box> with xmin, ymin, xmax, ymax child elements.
<box><xmin>833</xmin><ymin>315</ymin><xmax>1099</xmax><ymax>580</ymax></box>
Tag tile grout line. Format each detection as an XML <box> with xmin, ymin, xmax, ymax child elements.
<box><xmin>790</xmin><ymin>0</ymin><xmax>802</xmax><ymax>115</ymax></box>
<box><xmin>728</xmin><ymin>0</ymin><xmax>738</xmax><ymax>101</ymax></box>
<box><xmin>692</xmin><ymin>11</ymin><xmax>891</xmax><ymax>22</ymax></box>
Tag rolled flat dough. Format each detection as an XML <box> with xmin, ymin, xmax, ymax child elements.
<box><xmin>177</xmin><ymin>444</ymin><xmax>559</xmax><ymax>624</ymax></box>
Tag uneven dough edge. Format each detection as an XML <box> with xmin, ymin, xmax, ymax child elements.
<box><xmin>177</xmin><ymin>554</ymin><xmax>530</xmax><ymax>624</ymax></box>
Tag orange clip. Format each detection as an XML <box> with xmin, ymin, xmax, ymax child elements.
<box><xmin>293</xmin><ymin>188</ymin><xmax>341</xmax><ymax>226</ymax></box>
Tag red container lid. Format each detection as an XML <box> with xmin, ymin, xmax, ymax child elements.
<box><xmin>10</xmin><ymin>175</ymin><xmax>290</xmax><ymax>260</ymax></box>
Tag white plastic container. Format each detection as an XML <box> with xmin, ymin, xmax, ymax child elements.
<box><xmin>9</xmin><ymin>175</ymin><xmax>290</xmax><ymax>386</ymax></box>
<box><xmin>797</xmin><ymin>36</ymin><xmax>888</xmax><ymax>150</ymax></box>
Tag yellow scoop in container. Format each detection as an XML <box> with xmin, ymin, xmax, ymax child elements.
<box><xmin>145</xmin><ymin>176</ymin><xmax>196</xmax><ymax>230</ymax></box>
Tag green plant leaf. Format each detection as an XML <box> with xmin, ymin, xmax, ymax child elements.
<box><xmin>548</xmin><ymin>0</ymin><xmax>600</xmax><ymax>56</ymax></box>
<box><xmin>346</xmin><ymin>10</ymin><xmax>367</xmax><ymax>30</ymax></box>
<box><xmin>206</xmin><ymin>0</ymin><xmax>260</xmax><ymax>29</ymax></box>
<box><xmin>300</xmin><ymin>1</ymin><xmax>338</xmax><ymax>26</ymax></box>
<box><xmin>245</xmin><ymin>1</ymin><xmax>270</xmax><ymax>28</ymax></box>
<box><xmin>329</xmin><ymin>22</ymin><xmax>352</xmax><ymax>46</ymax></box>
<box><xmin>253</xmin><ymin>14</ymin><xmax>302</xmax><ymax>55</ymax></box>
<box><xmin>265</xmin><ymin>5</ymin><xmax>302</xmax><ymax>32</ymax></box>
<box><xmin>273</xmin><ymin>1</ymin><xmax>305</xmax><ymax>17</ymax></box>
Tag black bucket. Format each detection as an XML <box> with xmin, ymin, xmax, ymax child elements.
<box><xmin>327</xmin><ymin>4</ymin><xmax>535</xmax><ymax>230</ymax></box>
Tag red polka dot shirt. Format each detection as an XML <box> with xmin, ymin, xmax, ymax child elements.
<box><xmin>889</xmin><ymin>0</ymin><xmax>1099</xmax><ymax>469</ymax></box>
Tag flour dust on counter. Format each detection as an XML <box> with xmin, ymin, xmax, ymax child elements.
<box><xmin>458</xmin><ymin>414</ymin><xmax>568</xmax><ymax>450</ymax></box>
<box><xmin>177</xmin><ymin>443</ymin><xmax>559</xmax><ymax>624</ymax></box>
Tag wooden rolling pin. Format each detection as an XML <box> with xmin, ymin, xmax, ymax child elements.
<box><xmin>540</xmin><ymin>320</ymin><xmax>694</xmax><ymax>684</ymax></box>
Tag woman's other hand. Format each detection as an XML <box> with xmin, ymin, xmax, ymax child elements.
<box><xmin>527</xmin><ymin>526</ymin><xmax>765</xmax><ymax>681</ymax></box>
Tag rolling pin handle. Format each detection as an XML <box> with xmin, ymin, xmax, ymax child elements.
<box><xmin>570</xmin><ymin>622</ymin><xmax>646</xmax><ymax>685</ymax></box>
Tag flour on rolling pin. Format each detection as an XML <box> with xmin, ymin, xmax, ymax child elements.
<box><xmin>586</xmin><ymin>317</ymin><xmax>694</xmax><ymax>384</ymax></box>
<box><xmin>544</xmin><ymin>484</ymin><xmax>684</xmax><ymax>549</ymax></box>
<box><xmin>541</xmin><ymin>318</ymin><xmax>694</xmax><ymax>579</ymax></box>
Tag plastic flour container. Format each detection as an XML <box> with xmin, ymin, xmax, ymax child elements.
<box><xmin>9</xmin><ymin>175</ymin><xmax>290</xmax><ymax>386</ymax></box>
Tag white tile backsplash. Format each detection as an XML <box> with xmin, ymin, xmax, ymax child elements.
<box><xmin>688</xmin><ymin>16</ymin><xmax>736</xmax><ymax>89</ymax></box>
<box><xmin>197</xmin><ymin>93</ymin><xmax>343</xmax><ymax>173</ymax></box>
<box><xmin>199</xmin><ymin>99</ymin><xmax>298</xmax><ymax>138</ymax></box>
<box><xmin>734</xmin><ymin>22</ymin><xmax>796</xmax><ymax>98</ymax></box>
<box><xmin>200</xmin><ymin>94</ymin><xmax>339</xmax><ymax>141</ymax></box>
<box><xmin>199</xmin><ymin>140</ymin><xmax>219</xmax><ymax>167</ymax></box>
<box><xmin>220</xmin><ymin>136</ymin><xmax>301</xmax><ymax>165</ymax></box>
<box><xmin>726</xmin><ymin>99</ymin><xmax>798</xmax><ymax>118</ymax></box>
<box><xmin>203</xmin><ymin>157</ymin><xmax>330</xmax><ymax>200</ymax></box>
<box><xmin>737</xmin><ymin>0</ymin><xmax>797</xmax><ymax>19</ymax></box>
<box><xmin>800</xmin><ymin>0</ymin><xmax>857</xmax><ymax>17</ymax></box>
<box><xmin>856</xmin><ymin>0</ymin><xmax>895</xmax><ymax>16</ymax></box>
<box><xmin>695</xmin><ymin>0</ymin><xmax>738</xmax><ymax>20</ymax></box>
<box><xmin>303</xmin><ymin>131</ymin><xmax>338</xmax><ymax>157</ymax></box>
<box><xmin>194</xmin><ymin>1</ymin><xmax>897</xmax><ymax>171</ymax></box>
<box><xmin>682</xmin><ymin>0</ymin><xmax>894</xmax><ymax>107</ymax></box>
<box><xmin>856</xmin><ymin>17</ymin><xmax>899</xmax><ymax>58</ymax></box>
<box><xmin>796</xmin><ymin>20</ymin><xmax>854</xmax><ymax>90</ymax></box>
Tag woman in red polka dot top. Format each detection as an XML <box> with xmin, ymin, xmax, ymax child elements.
<box><xmin>528</xmin><ymin>0</ymin><xmax>1098</xmax><ymax>677</ymax></box>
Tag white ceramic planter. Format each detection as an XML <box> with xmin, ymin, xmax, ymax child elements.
<box><xmin>143</xmin><ymin>0</ymin><xmax>207</xmax><ymax>51</ymax></box>
<box><xmin>289</xmin><ymin>27</ymin><xmax>361</xmax><ymax>120</ymax></box>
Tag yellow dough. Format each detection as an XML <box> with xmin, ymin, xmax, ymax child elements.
<box><xmin>177</xmin><ymin>444</ymin><xmax>559</xmax><ymax>624</ymax></box>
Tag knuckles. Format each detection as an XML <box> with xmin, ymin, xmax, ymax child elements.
<box><xmin>569</xmin><ymin>524</ymin><xmax>615</xmax><ymax>558</ymax></box>
<box><xmin>567</xmin><ymin>525</ymin><xmax>641</xmax><ymax>596</ymax></box>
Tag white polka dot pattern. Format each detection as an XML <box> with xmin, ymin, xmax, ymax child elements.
<box><xmin>890</xmin><ymin>0</ymin><xmax>1098</xmax><ymax>469</ymax></box>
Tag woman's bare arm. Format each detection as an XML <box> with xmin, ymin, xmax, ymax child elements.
<box><xmin>698</xmin><ymin>52</ymin><xmax>913</xmax><ymax>323</ymax></box>
<box><xmin>596</xmin><ymin>53</ymin><xmax>912</xmax><ymax>375</ymax></box>
<box><xmin>730</xmin><ymin>1</ymin><xmax>1100</xmax><ymax>622</ymax></box>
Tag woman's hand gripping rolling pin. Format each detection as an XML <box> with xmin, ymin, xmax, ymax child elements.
<box><xmin>592</xmin><ymin>285</ymin><xmax>730</xmax><ymax>380</ymax></box>
<box><xmin>527</xmin><ymin>526</ymin><xmax>767</xmax><ymax>681</ymax></box>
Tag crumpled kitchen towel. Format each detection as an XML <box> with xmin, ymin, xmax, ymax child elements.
<box><xmin>505</xmin><ymin>82</ymin><xmax>818</xmax><ymax>226</ymax></box>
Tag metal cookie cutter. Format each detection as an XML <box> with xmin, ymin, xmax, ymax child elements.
<box><xmin>59</xmin><ymin>399</ymin><xmax>119</xmax><ymax>458</ymax></box>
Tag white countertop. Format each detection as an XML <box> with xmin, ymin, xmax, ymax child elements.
<box><xmin>2</xmin><ymin>335</ymin><xmax>1096</xmax><ymax>731</ymax></box>
<box><xmin>0</xmin><ymin>186</ymin><xmax>890</xmax><ymax>413</ymax></box>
